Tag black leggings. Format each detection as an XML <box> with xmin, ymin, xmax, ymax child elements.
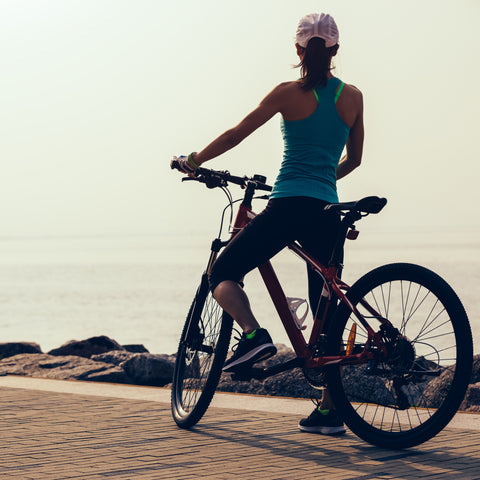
<box><xmin>209</xmin><ymin>196</ymin><xmax>341</xmax><ymax>314</ymax></box>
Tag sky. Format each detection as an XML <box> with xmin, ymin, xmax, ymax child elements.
<box><xmin>1</xmin><ymin>0</ymin><xmax>480</xmax><ymax>239</ymax></box>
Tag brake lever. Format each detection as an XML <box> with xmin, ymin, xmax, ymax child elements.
<box><xmin>178</xmin><ymin>169</ymin><xmax>227</xmax><ymax>189</ymax></box>
<box><xmin>181</xmin><ymin>175</ymin><xmax>222</xmax><ymax>189</ymax></box>
<box><xmin>204</xmin><ymin>176</ymin><xmax>227</xmax><ymax>189</ymax></box>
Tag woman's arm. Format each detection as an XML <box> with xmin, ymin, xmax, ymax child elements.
<box><xmin>336</xmin><ymin>90</ymin><xmax>364</xmax><ymax>180</ymax></box>
<box><xmin>192</xmin><ymin>86</ymin><xmax>285</xmax><ymax>166</ymax></box>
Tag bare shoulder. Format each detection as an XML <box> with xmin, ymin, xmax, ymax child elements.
<box><xmin>269</xmin><ymin>81</ymin><xmax>302</xmax><ymax>97</ymax></box>
<box><xmin>344</xmin><ymin>82</ymin><xmax>362</xmax><ymax>94</ymax></box>
<box><xmin>336</xmin><ymin>82</ymin><xmax>364</xmax><ymax>127</ymax></box>
<box><xmin>260</xmin><ymin>81</ymin><xmax>304</xmax><ymax>111</ymax></box>
<box><xmin>277</xmin><ymin>80</ymin><xmax>301</xmax><ymax>90</ymax></box>
<box><xmin>342</xmin><ymin>83</ymin><xmax>363</xmax><ymax>105</ymax></box>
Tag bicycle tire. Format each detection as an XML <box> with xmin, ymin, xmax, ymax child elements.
<box><xmin>171</xmin><ymin>274</ymin><xmax>233</xmax><ymax>428</ymax></box>
<box><xmin>326</xmin><ymin>263</ymin><xmax>473</xmax><ymax>449</ymax></box>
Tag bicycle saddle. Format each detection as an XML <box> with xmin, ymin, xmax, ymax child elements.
<box><xmin>325</xmin><ymin>196</ymin><xmax>387</xmax><ymax>214</ymax></box>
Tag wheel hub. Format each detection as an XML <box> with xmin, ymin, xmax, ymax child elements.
<box><xmin>387</xmin><ymin>337</ymin><xmax>416</xmax><ymax>372</ymax></box>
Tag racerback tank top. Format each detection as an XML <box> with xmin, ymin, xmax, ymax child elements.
<box><xmin>271</xmin><ymin>77</ymin><xmax>350</xmax><ymax>203</ymax></box>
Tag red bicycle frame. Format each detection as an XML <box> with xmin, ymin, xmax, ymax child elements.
<box><xmin>231</xmin><ymin>201</ymin><xmax>385</xmax><ymax>370</ymax></box>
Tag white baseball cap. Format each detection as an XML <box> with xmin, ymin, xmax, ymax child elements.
<box><xmin>295</xmin><ymin>13</ymin><xmax>339</xmax><ymax>48</ymax></box>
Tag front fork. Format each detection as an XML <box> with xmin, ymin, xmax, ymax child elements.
<box><xmin>184</xmin><ymin>237</ymin><xmax>230</xmax><ymax>349</ymax></box>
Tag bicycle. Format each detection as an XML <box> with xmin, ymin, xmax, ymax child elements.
<box><xmin>169</xmin><ymin>160</ymin><xmax>473</xmax><ymax>449</ymax></box>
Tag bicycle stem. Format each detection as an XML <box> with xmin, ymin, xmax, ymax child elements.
<box><xmin>240</xmin><ymin>181</ymin><xmax>258</xmax><ymax>209</ymax></box>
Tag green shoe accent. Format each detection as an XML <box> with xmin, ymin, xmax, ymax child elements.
<box><xmin>317</xmin><ymin>408</ymin><xmax>331</xmax><ymax>416</ymax></box>
<box><xmin>246</xmin><ymin>330</ymin><xmax>257</xmax><ymax>340</ymax></box>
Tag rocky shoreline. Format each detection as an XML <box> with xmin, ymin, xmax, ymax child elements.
<box><xmin>0</xmin><ymin>335</ymin><xmax>478</xmax><ymax>412</ymax></box>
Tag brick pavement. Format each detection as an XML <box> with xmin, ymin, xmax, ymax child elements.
<box><xmin>1</xmin><ymin>384</ymin><xmax>480</xmax><ymax>479</ymax></box>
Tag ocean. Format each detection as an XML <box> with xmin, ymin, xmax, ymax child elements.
<box><xmin>0</xmin><ymin>229</ymin><xmax>478</xmax><ymax>356</ymax></box>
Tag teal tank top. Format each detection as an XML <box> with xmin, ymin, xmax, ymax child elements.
<box><xmin>271</xmin><ymin>77</ymin><xmax>350</xmax><ymax>203</ymax></box>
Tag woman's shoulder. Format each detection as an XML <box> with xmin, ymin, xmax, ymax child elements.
<box><xmin>341</xmin><ymin>81</ymin><xmax>363</xmax><ymax>99</ymax></box>
<box><xmin>337</xmin><ymin>80</ymin><xmax>363</xmax><ymax>111</ymax></box>
<box><xmin>269</xmin><ymin>81</ymin><xmax>311</xmax><ymax>102</ymax></box>
<box><xmin>262</xmin><ymin>81</ymin><xmax>307</xmax><ymax>106</ymax></box>
<box><xmin>335</xmin><ymin>80</ymin><xmax>363</xmax><ymax>127</ymax></box>
<box><xmin>272</xmin><ymin>81</ymin><xmax>303</xmax><ymax>94</ymax></box>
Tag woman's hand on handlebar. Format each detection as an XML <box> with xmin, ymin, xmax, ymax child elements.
<box><xmin>173</xmin><ymin>155</ymin><xmax>197</xmax><ymax>177</ymax></box>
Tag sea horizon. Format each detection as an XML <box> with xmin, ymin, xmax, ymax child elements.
<box><xmin>0</xmin><ymin>229</ymin><xmax>478</xmax><ymax>356</ymax></box>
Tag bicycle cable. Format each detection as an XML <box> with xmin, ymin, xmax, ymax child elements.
<box><xmin>217</xmin><ymin>186</ymin><xmax>234</xmax><ymax>238</ymax></box>
<box><xmin>217</xmin><ymin>192</ymin><xmax>270</xmax><ymax>239</ymax></box>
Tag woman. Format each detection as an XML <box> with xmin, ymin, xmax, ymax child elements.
<box><xmin>176</xmin><ymin>13</ymin><xmax>364</xmax><ymax>435</ymax></box>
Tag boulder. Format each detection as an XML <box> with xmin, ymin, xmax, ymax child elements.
<box><xmin>91</xmin><ymin>351</ymin><xmax>134</xmax><ymax>365</ymax></box>
<box><xmin>0</xmin><ymin>353</ymin><xmax>131</xmax><ymax>383</ymax></box>
<box><xmin>122</xmin><ymin>354</ymin><xmax>175</xmax><ymax>386</ymax></box>
<box><xmin>460</xmin><ymin>383</ymin><xmax>480</xmax><ymax>412</ymax></box>
<box><xmin>470</xmin><ymin>354</ymin><xmax>480</xmax><ymax>383</ymax></box>
<box><xmin>93</xmin><ymin>351</ymin><xmax>175</xmax><ymax>386</ymax></box>
<box><xmin>421</xmin><ymin>367</ymin><xmax>454</xmax><ymax>408</ymax></box>
<box><xmin>0</xmin><ymin>342</ymin><xmax>42</xmax><ymax>360</ymax></box>
<box><xmin>122</xmin><ymin>344</ymin><xmax>149</xmax><ymax>353</ymax></box>
<box><xmin>421</xmin><ymin>355</ymin><xmax>480</xmax><ymax>409</ymax></box>
<box><xmin>48</xmin><ymin>336</ymin><xmax>126</xmax><ymax>358</ymax></box>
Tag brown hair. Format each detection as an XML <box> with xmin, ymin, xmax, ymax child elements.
<box><xmin>297</xmin><ymin>37</ymin><xmax>338</xmax><ymax>91</ymax></box>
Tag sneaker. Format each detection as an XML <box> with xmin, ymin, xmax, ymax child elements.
<box><xmin>223</xmin><ymin>328</ymin><xmax>277</xmax><ymax>372</ymax></box>
<box><xmin>298</xmin><ymin>407</ymin><xmax>346</xmax><ymax>435</ymax></box>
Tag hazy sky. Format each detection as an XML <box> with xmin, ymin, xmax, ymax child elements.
<box><xmin>2</xmin><ymin>0</ymin><xmax>479</xmax><ymax>238</ymax></box>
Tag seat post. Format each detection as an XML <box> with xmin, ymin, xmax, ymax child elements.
<box><xmin>328</xmin><ymin>211</ymin><xmax>361</xmax><ymax>268</ymax></box>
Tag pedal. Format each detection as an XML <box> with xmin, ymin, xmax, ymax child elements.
<box><xmin>230</xmin><ymin>366</ymin><xmax>265</xmax><ymax>381</ymax></box>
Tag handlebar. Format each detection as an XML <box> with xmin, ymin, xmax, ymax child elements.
<box><xmin>170</xmin><ymin>159</ymin><xmax>272</xmax><ymax>192</ymax></box>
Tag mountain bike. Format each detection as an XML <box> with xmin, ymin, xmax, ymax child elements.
<box><xmin>169</xmin><ymin>160</ymin><xmax>473</xmax><ymax>449</ymax></box>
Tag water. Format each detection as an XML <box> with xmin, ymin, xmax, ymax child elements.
<box><xmin>0</xmin><ymin>229</ymin><xmax>478</xmax><ymax>355</ymax></box>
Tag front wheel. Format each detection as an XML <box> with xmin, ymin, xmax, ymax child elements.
<box><xmin>326</xmin><ymin>263</ymin><xmax>473</xmax><ymax>449</ymax></box>
<box><xmin>171</xmin><ymin>274</ymin><xmax>233</xmax><ymax>428</ymax></box>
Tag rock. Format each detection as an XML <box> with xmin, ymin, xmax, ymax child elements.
<box><xmin>460</xmin><ymin>383</ymin><xmax>480</xmax><ymax>412</ymax></box>
<box><xmin>91</xmin><ymin>351</ymin><xmax>134</xmax><ymax>365</ymax></box>
<box><xmin>421</xmin><ymin>367</ymin><xmax>454</xmax><ymax>408</ymax></box>
<box><xmin>217</xmin><ymin>369</ymin><xmax>319</xmax><ymax>399</ymax></box>
<box><xmin>0</xmin><ymin>353</ymin><xmax>131</xmax><ymax>383</ymax></box>
<box><xmin>421</xmin><ymin>354</ymin><xmax>480</xmax><ymax>409</ymax></box>
<box><xmin>122</xmin><ymin>354</ymin><xmax>175</xmax><ymax>386</ymax></box>
<box><xmin>0</xmin><ymin>342</ymin><xmax>42</xmax><ymax>360</ymax></box>
<box><xmin>48</xmin><ymin>336</ymin><xmax>126</xmax><ymax>358</ymax></box>
<box><xmin>123</xmin><ymin>344</ymin><xmax>149</xmax><ymax>353</ymax></box>
<box><xmin>470</xmin><ymin>355</ymin><xmax>480</xmax><ymax>383</ymax></box>
<box><xmin>92</xmin><ymin>351</ymin><xmax>176</xmax><ymax>386</ymax></box>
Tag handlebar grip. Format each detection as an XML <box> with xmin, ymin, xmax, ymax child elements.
<box><xmin>170</xmin><ymin>158</ymin><xmax>206</xmax><ymax>177</ymax></box>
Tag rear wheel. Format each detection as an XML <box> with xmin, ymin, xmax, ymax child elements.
<box><xmin>171</xmin><ymin>274</ymin><xmax>233</xmax><ymax>428</ymax></box>
<box><xmin>326</xmin><ymin>263</ymin><xmax>473</xmax><ymax>448</ymax></box>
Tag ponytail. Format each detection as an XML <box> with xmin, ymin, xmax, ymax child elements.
<box><xmin>297</xmin><ymin>37</ymin><xmax>338</xmax><ymax>91</ymax></box>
